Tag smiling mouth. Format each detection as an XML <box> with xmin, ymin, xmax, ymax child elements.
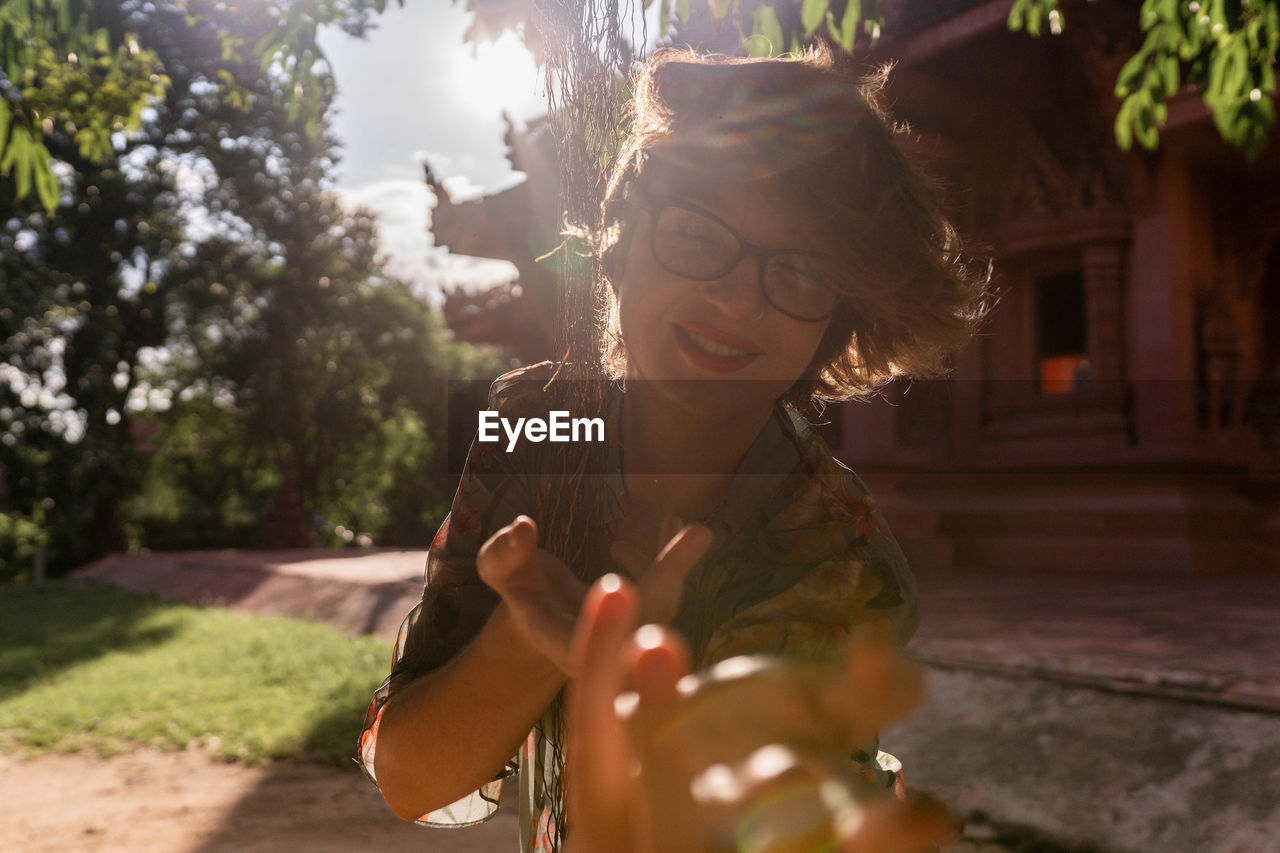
<box><xmin>682</xmin><ymin>327</ymin><xmax>753</xmax><ymax>357</ymax></box>
<box><xmin>672</xmin><ymin>323</ymin><xmax>763</xmax><ymax>373</ymax></box>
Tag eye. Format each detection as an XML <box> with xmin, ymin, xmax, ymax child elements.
<box><xmin>766</xmin><ymin>255</ymin><xmax>840</xmax><ymax>319</ymax></box>
<box><xmin>769</xmin><ymin>256</ymin><xmax>827</xmax><ymax>294</ymax></box>
<box><xmin>665</xmin><ymin>212</ymin><xmax>723</xmax><ymax>248</ymax></box>
<box><xmin>653</xmin><ymin>206</ymin><xmax>738</xmax><ymax>278</ymax></box>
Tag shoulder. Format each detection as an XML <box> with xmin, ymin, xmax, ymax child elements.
<box><xmin>486</xmin><ymin>361</ymin><xmax>557</xmax><ymax>413</ymax></box>
<box><xmin>769</xmin><ymin>406</ymin><xmax>899</xmax><ymax>550</ymax></box>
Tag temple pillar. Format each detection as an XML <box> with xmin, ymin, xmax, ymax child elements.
<box><xmin>1083</xmin><ymin>239</ymin><xmax>1128</xmax><ymax>384</ymax></box>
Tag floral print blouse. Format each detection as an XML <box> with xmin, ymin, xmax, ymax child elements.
<box><xmin>358</xmin><ymin>364</ymin><xmax>918</xmax><ymax>851</ymax></box>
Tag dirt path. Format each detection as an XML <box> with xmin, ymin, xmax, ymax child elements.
<box><xmin>1</xmin><ymin>747</ymin><xmax>519</xmax><ymax>852</ymax></box>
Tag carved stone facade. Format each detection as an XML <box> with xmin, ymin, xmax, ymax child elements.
<box><xmin>842</xmin><ymin>1</ymin><xmax>1280</xmax><ymax>573</ymax></box>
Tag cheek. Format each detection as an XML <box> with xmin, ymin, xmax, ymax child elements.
<box><xmin>781</xmin><ymin>321</ymin><xmax>833</xmax><ymax>377</ymax></box>
<box><xmin>614</xmin><ymin>267</ymin><xmax>668</xmax><ymax>364</ymax></box>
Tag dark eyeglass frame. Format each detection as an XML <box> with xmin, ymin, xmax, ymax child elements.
<box><xmin>638</xmin><ymin>194</ymin><xmax>842</xmax><ymax>323</ymax></box>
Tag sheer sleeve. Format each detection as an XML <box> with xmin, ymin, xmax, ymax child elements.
<box><xmin>357</xmin><ymin>366</ymin><xmax>548</xmax><ymax>826</ymax></box>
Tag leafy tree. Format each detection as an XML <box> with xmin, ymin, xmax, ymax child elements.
<box><xmin>0</xmin><ymin>91</ymin><xmax>176</xmax><ymax>574</ymax></box>
<box><xmin>0</xmin><ymin>0</ymin><xmax>393</xmax><ymax>213</ymax></box>
<box><xmin>1008</xmin><ymin>0</ymin><xmax>1277</xmax><ymax>158</ymax></box>
<box><xmin>2</xmin><ymin>0</ymin><xmax>504</xmax><ymax>576</ymax></box>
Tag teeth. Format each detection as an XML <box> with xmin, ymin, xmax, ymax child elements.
<box><xmin>685</xmin><ymin>328</ymin><xmax>750</xmax><ymax>358</ymax></box>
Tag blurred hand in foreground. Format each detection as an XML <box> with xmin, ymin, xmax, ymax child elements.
<box><xmin>564</xmin><ymin>575</ymin><xmax>956</xmax><ymax>853</ymax></box>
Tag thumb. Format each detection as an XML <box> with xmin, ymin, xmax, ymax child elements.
<box><xmin>638</xmin><ymin>523</ymin><xmax>713</xmax><ymax>624</ymax></box>
<box><xmin>476</xmin><ymin>515</ymin><xmax>537</xmax><ymax>595</ymax></box>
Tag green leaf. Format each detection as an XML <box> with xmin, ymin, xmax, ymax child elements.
<box><xmin>1138</xmin><ymin>120</ymin><xmax>1160</xmax><ymax>149</ymax></box>
<box><xmin>752</xmin><ymin>4</ymin><xmax>784</xmax><ymax>55</ymax></box>
<box><xmin>837</xmin><ymin>0</ymin><xmax>861</xmax><ymax>52</ymax></box>
<box><xmin>33</xmin><ymin>141</ymin><xmax>59</xmax><ymax>214</ymax></box>
<box><xmin>13</xmin><ymin>128</ymin><xmax>33</xmax><ymax>199</ymax></box>
<box><xmin>1115</xmin><ymin>99</ymin><xmax>1135</xmax><ymax>150</ymax></box>
<box><xmin>1224</xmin><ymin>39</ymin><xmax>1247</xmax><ymax>97</ymax></box>
<box><xmin>709</xmin><ymin>0</ymin><xmax>734</xmax><ymax>22</ymax></box>
<box><xmin>802</xmin><ymin>0</ymin><xmax>828</xmax><ymax>36</ymax></box>
<box><xmin>1</xmin><ymin>122</ymin><xmax>25</xmax><ymax>175</ymax></box>
<box><xmin>1008</xmin><ymin>0</ymin><xmax>1025</xmax><ymax>32</ymax></box>
<box><xmin>1116</xmin><ymin>48</ymin><xmax>1151</xmax><ymax>96</ymax></box>
<box><xmin>254</xmin><ymin>31</ymin><xmax>279</xmax><ymax>69</ymax></box>
<box><xmin>0</xmin><ymin>98</ymin><xmax>10</xmax><ymax>148</ymax></box>
<box><xmin>1160</xmin><ymin>53</ymin><xmax>1180</xmax><ymax>94</ymax></box>
<box><xmin>676</xmin><ymin>0</ymin><xmax>690</xmax><ymax>26</ymax></box>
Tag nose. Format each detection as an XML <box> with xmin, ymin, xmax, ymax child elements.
<box><xmin>699</xmin><ymin>256</ymin><xmax>766</xmax><ymax>321</ymax></box>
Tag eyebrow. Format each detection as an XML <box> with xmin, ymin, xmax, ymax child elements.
<box><xmin>645</xmin><ymin>165</ymin><xmax>831</xmax><ymax>256</ymax></box>
<box><xmin>645</xmin><ymin>164</ymin><xmax>735</xmax><ymax>211</ymax></box>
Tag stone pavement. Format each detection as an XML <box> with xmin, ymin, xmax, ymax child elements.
<box><xmin>899</xmin><ymin>568</ymin><xmax>1280</xmax><ymax>853</ymax></box>
<box><xmin>75</xmin><ymin>550</ymin><xmax>1280</xmax><ymax>853</ymax></box>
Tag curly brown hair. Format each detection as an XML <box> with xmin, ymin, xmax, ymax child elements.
<box><xmin>590</xmin><ymin>44</ymin><xmax>992</xmax><ymax>402</ymax></box>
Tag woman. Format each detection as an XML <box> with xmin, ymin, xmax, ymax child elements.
<box><xmin>359</xmin><ymin>43</ymin><xmax>989</xmax><ymax>852</ymax></box>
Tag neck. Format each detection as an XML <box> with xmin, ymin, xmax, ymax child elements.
<box><xmin>619</xmin><ymin>382</ymin><xmax>775</xmax><ymax>520</ymax></box>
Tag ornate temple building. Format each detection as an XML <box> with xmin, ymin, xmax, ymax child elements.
<box><xmin>429</xmin><ymin>0</ymin><xmax>1280</xmax><ymax>573</ymax></box>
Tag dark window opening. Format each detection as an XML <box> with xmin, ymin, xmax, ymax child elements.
<box><xmin>1036</xmin><ymin>270</ymin><xmax>1087</xmax><ymax>394</ymax></box>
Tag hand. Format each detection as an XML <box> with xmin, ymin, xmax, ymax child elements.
<box><xmin>477</xmin><ymin>516</ymin><xmax>712</xmax><ymax>675</ymax></box>
<box><xmin>564</xmin><ymin>575</ymin><xmax>956</xmax><ymax>853</ymax></box>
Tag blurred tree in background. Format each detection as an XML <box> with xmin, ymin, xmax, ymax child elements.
<box><xmin>0</xmin><ymin>0</ymin><xmax>505</xmax><ymax>580</ymax></box>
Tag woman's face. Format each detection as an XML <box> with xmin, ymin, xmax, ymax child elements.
<box><xmin>613</xmin><ymin>163</ymin><xmax>836</xmax><ymax>414</ymax></box>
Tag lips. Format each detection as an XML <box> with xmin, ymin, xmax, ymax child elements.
<box><xmin>672</xmin><ymin>321</ymin><xmax>764</xmax><ymax>374</ymax></box>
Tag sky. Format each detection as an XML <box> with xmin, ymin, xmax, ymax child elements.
<box><xmin>317</xmin><ymin>1</ymin><xmax>549</xmax><ymax>296</ymax></box>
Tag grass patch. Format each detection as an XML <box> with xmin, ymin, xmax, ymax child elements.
<box><xmin>0</xmin><ymin>581</ymin><xmax>391</xmax><ymax>765</ymax></box>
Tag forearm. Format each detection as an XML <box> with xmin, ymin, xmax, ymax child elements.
<box><xmin>374</xmin><ymin>601</ymin><xmax>566</xmax><ymax>821</ymax></box>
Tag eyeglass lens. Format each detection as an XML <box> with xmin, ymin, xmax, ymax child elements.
<box><xmin>652</xmin><ymin>206</ymin><xmax>839</xmax><ymax>321</ymax></box>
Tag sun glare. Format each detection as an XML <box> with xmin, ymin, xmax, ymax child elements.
<box><xmin>454</xmin><ymin>32</ymin><xmax>544</xmax><ymax>121</ymax></box>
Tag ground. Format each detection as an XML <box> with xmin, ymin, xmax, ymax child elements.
<box><xmin>0</xmin><ymin>746</ymin><xmax>520</xmax><ymax>853</ymax></box>
<box><xmin>5</xmin><ymin>548</ymin><xmax>1275</xmax><ymax>852</ymax></box>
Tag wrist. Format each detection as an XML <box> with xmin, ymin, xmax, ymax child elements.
<box><xmin>485</xmin><ymin>601</ymin><xmax>567</xmax><ymax>682</ymax></box>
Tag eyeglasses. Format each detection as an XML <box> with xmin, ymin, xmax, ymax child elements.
<box><xmin>641</xmin><ymin>196</ymin><xmax>843</xmax><ymax>322</ymax></box>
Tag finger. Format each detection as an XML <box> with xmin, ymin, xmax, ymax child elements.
<box><xmin>566</xmin><ymin>575</ymin><xmax>641</xmax><ymax>844</ymax></box>
<box><xmin>638</xmin><ymin>523</ymin><xmax>713</xmax><ymax>623</ymax></box>
<box><xmin>625</xmin><ymin>625</ymin><xmax>702</xmax><ymax>853</ymax></box>
<box><xmin>629</xmin><ymin>623</ymin><xmax>691</xmax><ymax>707</ymax></box>
<box><xmin>610</xmin><ymin>538</ymin><xmax>651</xmax><ymax>580</ymax></box>
<box><xmin>732</xmin><ymin>758</ymin><xmax>953</xmax><ymax>853</ymax></box>
<box><xmin>476</xmin><ymin>515</ymin><xmax>538</xmax><ymax>594</ymax></box>
<box><xmin>570</xmin><ymin>574</ymin><xmax>640</xmax><ymax>689</ymax></box>
<box><xmin>818</xmin><ymin>627</ymin><xmax>924</xmax><ymax>747</ymax></box>
<box><xmin>721</xmin><ymin>749</ymin><xmax>868</xmax><ymax>853</ymax></box>
<box><xmin>658</xmin><ymin>514</ymin><xmax>683</xmax><ymax>549</ymax></box>
<box><xmin>837</xmin><ymin>792</ymin><xmax>956</xmax><ymax>853</ymax></box>
<box><xmin>624</xmin><ymin>625</ymin><xmax>692</xmax><ymax>752</ymax></box>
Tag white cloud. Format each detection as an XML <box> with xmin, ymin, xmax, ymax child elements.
<box><xmin>335</xmin><ymin>178</ymin><xmax>518</xmax><ymax>303</ymax></box>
